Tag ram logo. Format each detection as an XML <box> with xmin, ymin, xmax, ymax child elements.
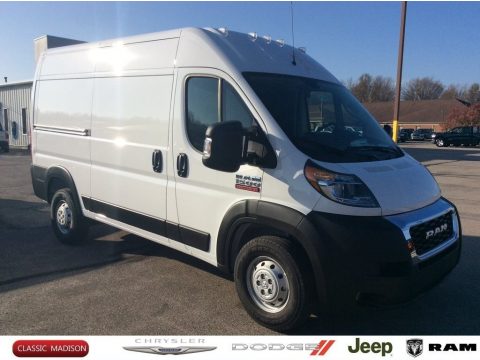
<box><xmin>406</xmin><ymin>339</ymin><xmax>423</xmax><ymax>357</ymax></box>
<box><xmin>425</xmin><ymin>223</ymin><xmax>448</xmax><ymax>240</ymax></box>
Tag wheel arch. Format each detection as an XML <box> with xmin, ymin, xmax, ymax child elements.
<box><xmin>45</xmin><ymin>166</ymin><xmax>82</xmax><ymax>207</ymax></box>
<box><xmin>217</xmin><ymin>200</ymin><xmax>328</xmax><ymax>307</ymax></box>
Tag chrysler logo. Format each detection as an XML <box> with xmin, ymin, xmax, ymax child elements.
<box><xmin>425</xmin><ymin>223</ymin><xmax>448</xmax><ymax>239</ymax></box>
<box><xmin>123</xmin><ymin>346</ymin><xmax>217</xmax><ymax>355</ymax></box>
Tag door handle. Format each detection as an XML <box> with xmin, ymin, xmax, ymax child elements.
<box><xmin>152</xmin><ymin>149</ymin><xmax>163</xmax><ymax>173</ymax></box>
<box><xmin>177</xmin><ymin>153</ymin><xmax>188</xmax><ymax>178</ymax></box>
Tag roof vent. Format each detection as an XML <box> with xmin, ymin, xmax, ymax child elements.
<box><xmin>263</xmin><ymin>35</ymin><xmax>272</xmax><ymax>44</ymax></box>
<box><xmin>218</xmin><ymin>27</ymin><xmax>229</xmax><ymax>36</ymax></box>
<box><xmin>275</xmin><ymin>39</ymin><xmax>285</xmax><ymax>47</ymax></box>
<box><xmin>298</xmin><ymin>47</ymin><xmax>307</xmax><ymax>53</ymax></box>
<box><xmin>248</xmin><ymin>32</ymin><xmax>258</xmax><ymax>42</ymax></box>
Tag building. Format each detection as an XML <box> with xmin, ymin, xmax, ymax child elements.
<box><xmin>364</xmin><ymin>99</ymin><xmax>464</xmax><ymax>131</ymax></box>
<box><xmin>0</xmin><ymin>80</ymin><xmax>33</xmax><ymax>149</ymax></box>
<box><xmin>1</xmin><ymin>35</ymin><xmax>84</xmax><ymax>150</ymax></box>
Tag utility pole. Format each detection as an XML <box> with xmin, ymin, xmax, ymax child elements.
<box><xmin>392</xmin><ymin>1</ymin><xmax>407</xmax><ymax>142</ymax></box>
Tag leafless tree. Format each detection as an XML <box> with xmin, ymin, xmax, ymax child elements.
<box><xmin>347</xmin><ymin>73</ymin><xmax>394</xmax><ymax>102</ymax></box>
<box><xmin>466</xmin><ymin>83</ymin><xmax>480</xmax><ymax>104</ymax></box>
<box><xmin>402</xmin><ymin>77</ymin><xmax>444</xmax><ymax>100</ymax></box>
<box><xmin>440</xmin><ymin>84</ymin><xmax>467</xmax><ymax>100</ymax></box>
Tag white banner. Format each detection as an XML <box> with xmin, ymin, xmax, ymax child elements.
<box><xmin>1</xmin><ymin>335</ymin><xmax>479</xmax><ymax>359</ymax></box>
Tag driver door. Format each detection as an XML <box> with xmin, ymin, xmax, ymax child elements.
<box><xmin>170</xmin><ymin>68</ymin><xmax>263</xmax><ymax>260</ymax></box>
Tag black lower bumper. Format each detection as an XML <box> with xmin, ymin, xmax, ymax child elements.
<box><xmin>307</xmin><ymin>198</ymin><xmax>461</xmax><ymax>308</ymax></box>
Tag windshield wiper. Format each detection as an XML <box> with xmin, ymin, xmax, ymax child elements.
<box><xmin>347</xmin><ymin>145</ymin><xmax>402</xmax><ymax>157</ymax></box>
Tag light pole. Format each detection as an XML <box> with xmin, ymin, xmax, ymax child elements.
<box><xmin>392</xmin><ymin>1</ymin><xmax>407</xmax><ymax>142</ymax></box>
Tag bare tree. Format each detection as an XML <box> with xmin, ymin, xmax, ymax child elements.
<box><xmin>370</xmin><ymin>76</ymin><xmax>395</xmax><ymax>102</ymax></box>
<box><xmin>402</xmin><ymin>77</ymin><xmax>444</xmax><ymax>100</ymax></box>
<box><xmin>466</xmin><ymin>83</ymin><xmax>480</xmax><ymax>104</ymax></box>
<box><xmin>440</xmin><ymin>84</ymin><xmax>466</xmax><ymax>100</ymax></box>
<box><xmin>347</xmin><ymin>73</ymin><xmax>394</xmax><ymax>102</ymax></box>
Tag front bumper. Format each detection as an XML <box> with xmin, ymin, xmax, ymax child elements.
<box><xmin>307</xmin><ymin>198</ymin><xmax>461</xmax><ymax>307</ymax></box>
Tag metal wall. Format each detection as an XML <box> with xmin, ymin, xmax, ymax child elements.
<box><xmin>0</xmin><ymin>82</ymin><xmax>33</xmax><ymax>148</ymax></box>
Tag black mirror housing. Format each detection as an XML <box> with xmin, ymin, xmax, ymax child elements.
<box><xmin>202</xmin><ymin>121</ymin><xmax>244</xmax><ymax>172</ymax></box>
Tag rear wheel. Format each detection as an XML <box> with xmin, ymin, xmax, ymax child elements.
<box><xmin>51</xmin><ymin>188</ymin><xmax>88</xmax><ymax>244</ymax></box>
<box><xmin>234</xmin><ymin>236</ymin><xmax>312</xmax><ymax>331</ymax></box>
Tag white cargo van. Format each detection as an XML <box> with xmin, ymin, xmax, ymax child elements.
<box><xmin>31</xmin><ymin>27</ymin><xmax>461</xmax><ymax>330</ymax></box>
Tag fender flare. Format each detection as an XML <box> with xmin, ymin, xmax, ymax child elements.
<box><xmin>216</xmin><ymin>199</ymin><xmax>328</xmax><ymax>307</ymax></box>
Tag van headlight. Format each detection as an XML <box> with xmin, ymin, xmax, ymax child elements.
<box><xmin>304</xmin><ymin>160</ymin><xmax>379</xmax><ymax>208</ymax></box>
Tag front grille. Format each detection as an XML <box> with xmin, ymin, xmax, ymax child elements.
<box><xmin>409</xmin><ymin>211</ymin><xmax>454</xmax><ymax>256</ymax></box>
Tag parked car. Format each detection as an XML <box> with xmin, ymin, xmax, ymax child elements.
<box><xmin>411</xmin><ymin>128</ymin><xmax>433</xmax><ymax>141</ymax></box>
<box><xmin>0</xmin><ymin>121</ymin><xmax>9</xmax><ymax>152</ymax></box>
<box><xmin>399</xmin><ymin>128</ymin><xmax>414</xmax><ymax>142</ymax></box>
<box><xmin>434</xmin><ymin>126</ymin><xmax>480</xmax><ymax>147</ymax></box>
<box><xmin>30</xmin><ymin>27</ymin><xmax>461</xmax><ymax>331</ymax></box>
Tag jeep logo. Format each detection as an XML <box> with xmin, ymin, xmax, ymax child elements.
<box><xmin>425</xmin><ymin>223</ymin><xmax>448</xmax><ymax>239</ymax></box>
<box><xmin>348</xmin><ymin>338</ymin><xmax>392</xmax><ymax>357</ymax></box>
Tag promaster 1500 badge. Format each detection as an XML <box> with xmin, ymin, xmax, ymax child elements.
<box><xmin>123</xmin><ymin>346</ymin><xmax>217</xmax><ymax>355</ymax></box>
<box><xmin>235</xmin><ymin>174</ymin><xmax>262</xmax><ymax>192</ymax></box>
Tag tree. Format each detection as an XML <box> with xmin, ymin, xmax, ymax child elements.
<box><xmin>402</xmin><ymin>77</ymin><xmax>444</xmax><ymax>100</ymax></box>
<box><xmin>466</xmin><ymin>83</ymin><xmax>480</xmax><ymax>104</ymax></box>
<box><xmin>440</xmin><ymin>84</ymin><xmax>466</xmax><ymax>100</ymax></box>
<box><xmin>348</xmin><ymin>73</ymin><xmax>394</xmax><ymax>102</ymax></box>
<box><xmin>445</xmin><ymin>103</ymin><xmax>480</xmax><ymax>129</ymax></box>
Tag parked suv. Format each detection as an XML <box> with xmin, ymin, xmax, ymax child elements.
<box><xmin>0</xmin><ymin>122</ymin><xmax>9</xmax><ymax>152</ymax></box>
<box><xmin>399</xmin><ymin>128</ymin><xmax>414</xmax><ymax>142</ymax></box>
<box><xmin>411</xmin><ymin>128</ymin><xmax>433</xmax><ymax>141</ymax></box>
<box><xmin>435</xmin><ymin>126</ymin><xmax>480</xmax><ymax>147</ymax></box>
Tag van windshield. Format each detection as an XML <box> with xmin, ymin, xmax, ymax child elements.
<box><xmin>244</xmin><ymin>72</ymin><xmax>403</xmax><ymax>163</ymax></box>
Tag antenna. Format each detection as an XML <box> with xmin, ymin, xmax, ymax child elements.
<box><xmin>290</xmin><ymin>1</ymin><xmax>296</xmax><ymax>66</ymax></box>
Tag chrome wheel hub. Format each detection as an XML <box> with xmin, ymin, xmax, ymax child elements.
<box><xmin>56</xmin><ymin>201</ymin><xmax>72</xmax><ymax>234</ymax></box>
<box><xmin>246</xmin><ymin>257</ymin><xmax>289</xmax><ymax>313</ymax></box>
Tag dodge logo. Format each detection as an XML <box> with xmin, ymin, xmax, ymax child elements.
<box><xmin>425</xmin><ymin>223</ymin><xmax>448</xmax><ymax>239</ymax></box>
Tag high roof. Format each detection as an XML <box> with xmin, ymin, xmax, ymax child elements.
<box><xmin>38</xmin><ymin>27</ymin><xmax>339</xmax><ymax>84</ymax></box>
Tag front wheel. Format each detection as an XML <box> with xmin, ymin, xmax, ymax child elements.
<box><xmin>234</xmin><ymin>236</ymin><xmax>312</xmax><ymax>331</ymax></box>
<box><xmin>436</xmin><ymin>138</ymin><xmax>446</xmax><ymax>147</ymax></box>
<box><xmin>51</xmin><ymin>188</ymin><xmax>88</xmax><ymax>244</ymax></box>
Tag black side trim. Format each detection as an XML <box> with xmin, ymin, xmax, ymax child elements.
<box><xmin>31</xmin><ymin>165</ymin><xmax>47</xmax><ymax>201</ymax></box>
<box><xmin>179</xmin><ymin>225</ymin><xmax>210</xmax><ymax>252</ymax></box>
<box><xmin>82</xmin><ymin>197</ymin><xmax>210</xmax><ymax>252</ymax></box>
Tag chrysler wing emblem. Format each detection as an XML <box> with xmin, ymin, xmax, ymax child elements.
<box><xmin>123</xmin><ymin>346</ymin><xmax>217</xmax><ymax>355</ymax></box>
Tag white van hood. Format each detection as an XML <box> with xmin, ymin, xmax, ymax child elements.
<box><xmin>324</xmin><ymin>154</ymin><xmax>441</xmax><ymax>216</ymax></box>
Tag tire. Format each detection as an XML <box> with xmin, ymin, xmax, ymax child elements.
<box><xmin>436</xmin><ymin>138</ymin><xmax>445</xmax><ymax>147</ymax></box>
<box><xmin>234</xmin><ymin>236</ymin><xmax>313</xmax><ymax>331</ymax></box>
<box><xmin>51</xmin><ymin>188</ymin><xmax>88</xmax><ymax>244</ymax></box>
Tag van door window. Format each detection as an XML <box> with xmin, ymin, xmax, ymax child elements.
<box><xmin>186</xmin><ymin>77</ymin><xmax>255</xmax><ymax>151</ymax></box>
<box><xmin>186</xmin><ymin>77</ymin><xmax>220</xmax><ymax>151</ymax></box>
<box><xmin>222</xmin><ymin>82</ymin><xmax>254</xmax><ymax>129</ymax></box>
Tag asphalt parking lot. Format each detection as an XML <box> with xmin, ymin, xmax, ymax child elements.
<box><xmin>0</xmin><ymin>142</ymin><xmax>479</xmax><ymax>335</ymax></box>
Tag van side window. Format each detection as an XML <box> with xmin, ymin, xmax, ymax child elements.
<box><xmin>186</xmin><ymin>77</ymin><xmax>255</xmax><ymax>151</ymax></box>
<box><xmin>186</xmin><ymin>77</ymin><xmax>220</xmax><ymax>151</ymax></box>
<box><xmin>222</xmin><ymin>82</ymin><xmax>254</xmax><ymax>129</ymax></box>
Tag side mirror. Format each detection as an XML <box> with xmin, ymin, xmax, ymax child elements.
<box><xmin>202</xmin><ymin>121</ymin><xmax>244</xmax><ymax>172</ymax></box>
